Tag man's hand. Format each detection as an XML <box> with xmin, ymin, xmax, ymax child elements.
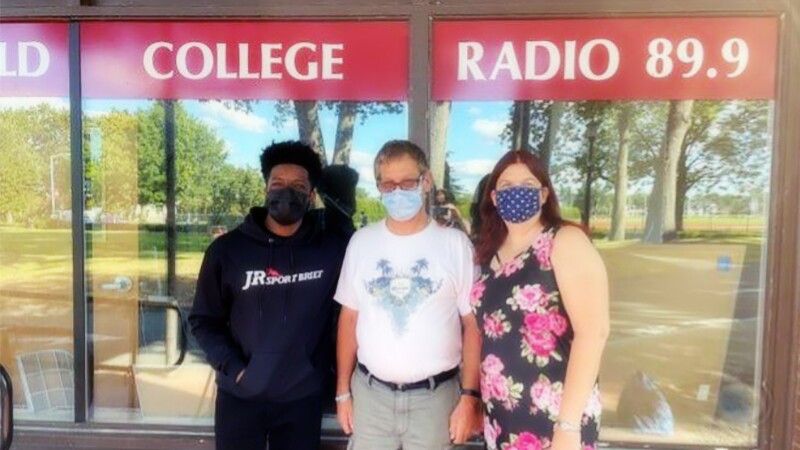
<box><xmin>235</xmin><ymin>369</ymin><xmax>245</xmax><ymax>384</ymax></box>
<box><xmin>337</xmin><ymin>397</ymin><xmax>354</xmax><ymax>435</ymax></box>
<box><xmin>449</xmin><ymin>395</ymin><xmax>482</xmax><ymax>444</ymax></box>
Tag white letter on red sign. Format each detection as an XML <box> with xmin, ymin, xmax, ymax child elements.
<box><xmin>525</xmin><ymin>41</ymin><xmax>560</xmax><ymax>81</ymax></box>
<box><xmin>239</xmin><ymin>43</ymin><xmax>259</xmax><ymax>79</ymax></box>
<box><xmin>216</xmin><ymin>44</ymin><xmax>237</xmax><ymax>79</ymax></box>
<box><xmin>261</xmin><ymin>44</ymin><xmax>282</xmax><ymax>79</ymax></box>
<box><xmin>0</xmin><ymin>43</ymin><xmax>17</xmax><ymax>76</ymax></box>
<box><xmin>579</xmin><ymin>39</ymin><xmax>619</xmax><ymax>81</ymax></box>
<box><xmin>322</xmin><ymin>44</ymin><xmax>344</xmax><ymax>80</ymax></box>
<box><xmin>490</xmin><ymin>42</ymin><xmax>522</xmax><ymax>81</ymax></box>
<box><xmin>458</xmin><ymin>42</ymin><xmax>486</xmax><ymax>81</ymax></box>
<box><xmin>176</xmin><ymin>42</ymin><xmax>213</xmax><ymax>80</ymax></box>
<box><xmin>18</xmin><ymin>42</ymin><xmax>49</xmax><ymax>77</ymax></box>
<box><xmin>286</xmin><ymin>43</ymin><xmax>318</xmax><ymax>80</ymax></box>
<box><xmin>143</xmin><ymin>42</ymin><xmax>174</xmax><ymax>80</ymax></box>
<box><xmin>564</xmin><ymin>41</ymin><xmax>577</xmax><ymax>80</ymax></box>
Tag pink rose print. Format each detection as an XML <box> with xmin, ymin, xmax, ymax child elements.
<box><xmin>512</xmin><ymin>284</ymin><xmax>548</xmax><ymax>312</ymax></box>
<box><xmin>481</xmin><ymin>354</ymin><xmax>523</xmax><ymax>411</ymax></box>
<box><xmin>482</xmin><ymin>354</ymin><xmax>505</xmax><ymax>375</ymax></box>
<box><xmin>504</xmin><ymin>432</ymin><xmax>543</xmax><ymax>450</ymax></box>
<box><xmin>484</xmin><ymin>418</ymin><xmax>502</xmax><ymax>450</ymax></box>
<box><xmin>524</xmin><ymin>313</ymin><xmax>552</xmax><ymax>333</ymax></box>
<box><xmin>488</xmin><ymin>374</ymin><xmax>510</xmax><ymax>400</ymax></box>
<box><xmin>471</xmin><ymin>279</ymin><xmax>487</xmax><ymax>309</ymax></box>
<box><xmin>529</xmin><ymin>375</ymin><xmax>565</xmax><ymax>420</ymax></box>
<box><xmin>534</xmin><ymin>232</ymin><xmax>554</xmax><ymax>270</ymax></box>
<box><xmin>483</xmin><ymin>310</ymin><xmax>511</xmax><ymax>339</ymax></box>
<box><xmin>500</xmin><ymin>258</ymin><xmax>525</xmax><ymax>277</ymax></box>
<box><xmin>548</xmin><ymin>311</ymin><xmax>569</xmax><ymax>336</ymax></box>
<box><xmin>530</xmin><ymin>379</ymin><xmax>551</xmax><ymax>411</ymax></box>
<box><xmin>524</xmin><ymin>331</ymin><xmax>557</xmax><ymax>358</ymax></box>
<box><xmin>583</xmin><ymin>385</ymin><xmax>603</xmax><ymax>419</ymax></box>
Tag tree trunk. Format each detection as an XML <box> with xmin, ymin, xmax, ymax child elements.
<box><xmin>510</xmin><ymin>101</ymin><xmax>532</xmax><ymax>151</ymax></box>
<box><xmin>294</xmin><ymin>100</ymin><xmax>327</xmax><ymax>164</ymax></box>
<box><xmin>580</xmin><ymin>120</ymin><xmax>599</xmax><ymax>228</ymax></box>
<box><xmin>332</xmin><ymin>102</ymin><xmax>357</xmax><ymax>165</ymax></box>
<box><xmin>539</xmin><ymin>101</ymin><xmax>564</xmax><ymax>170</ymax></box>
<box><xmin>643</xmin><ymin>100</ymin><xmax>694</xmax><ymax>243</ymax></box>
<box><xmin>430</xmin><ymin>101</ymin><xmax>451</xmax><ymax>187</ymax></box>
<box><xmin>610</xmin><ymin>104</ymin><xmax>633</xmax><ymax>241</ymax></box>
<box><xmin>675</xmin><ymin>144</ymin><xmax>689</xmax><ymax>232</ymax></box>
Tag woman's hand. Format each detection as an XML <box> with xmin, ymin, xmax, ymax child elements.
<box><xmin>549</xmin><ymin>428</ymin><xmax>582</xmax><ymax>450</ymax></box>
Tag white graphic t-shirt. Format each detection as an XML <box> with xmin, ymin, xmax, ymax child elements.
<box><xmin>335</xmin><ymin>220</ymin><xmax>474</xmax><ymax>383</ymax></box>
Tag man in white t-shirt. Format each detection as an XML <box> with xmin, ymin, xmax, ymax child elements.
<box><xmin>335</xmin><ymin>140</ymin><xmax>482</xmax><ymax>449</ymax></box>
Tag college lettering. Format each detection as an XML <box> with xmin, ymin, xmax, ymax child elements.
<box><xmin>143</xmin><ymin>42</ymin><xmax>344</xmax><ymax>81</ymax></box>
<box><xmin>242</xmin><ymin>269</ymin><xmax>325</xmax><ymax>291</ymax></box>
<box><xmin>0</xmin><ymin>41</ymin><xmax>50</xmax><ymax>77</ymax></box>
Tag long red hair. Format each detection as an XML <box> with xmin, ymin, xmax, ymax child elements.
<box><xmin>475</xmin><ymin>150</ymin><xmax>576</xmax><ymax>266</ymax></box>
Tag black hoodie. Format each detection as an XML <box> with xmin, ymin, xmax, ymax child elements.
<box><xmin>189</xmin><ymin>207</ymin><xmax>348</xmax><ymax>402</ymax></box>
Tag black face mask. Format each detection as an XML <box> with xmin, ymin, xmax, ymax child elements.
<box><xmin>266</xmin><ymin>188</ymin><xmax>309</xmax><ymax>226</ymax></box>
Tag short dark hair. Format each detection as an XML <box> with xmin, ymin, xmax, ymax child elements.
<box><xmin>259</xmin><ymin>141</ymin><xmax>323</xmax><ymax>187</ymax></box>
<box><xmin>373</xmin><ymin>140</ymin><xmax>429</xmax><ymax>182</ymax></box>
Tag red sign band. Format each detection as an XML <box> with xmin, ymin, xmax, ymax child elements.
<box><xmin>81</xmin><ymin>21</ymin><xmax>409</xmax><ymax>101</ymax></box>
<box><xmin>432</xmin><ymin>17</ymin><xmax>778</xmax><ymax>100</ymax></box>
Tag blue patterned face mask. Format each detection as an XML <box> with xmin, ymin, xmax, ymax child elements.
<box><xmin>496</xmin><ymin>186</ymin><xmax>541</xmax><ymax>223</ymax></box>
<box><xmin>381</xmin><ymin>185</ymin><xmax>424</xmax><ymax>221</ymax></box>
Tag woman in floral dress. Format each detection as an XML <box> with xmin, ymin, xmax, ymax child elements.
<box><xmin>472</xmin><ymin>150</ymin><xmax>609</xmax><ymax>450</ymax></box>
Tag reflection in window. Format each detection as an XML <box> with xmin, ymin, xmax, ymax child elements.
<box><xmin>438</xmin><ymin>99</ymin><xmax>771</xmax><ymax>447</ymax></box>
<box><xmin>82</xmin><ymin>99</ymin><xmax>406</xmax><ymax>424</ymax></box>
<box><xmin>0</xmin><ymin>97</ymin><xmax>74</xmax><ymax>422</ymax></box>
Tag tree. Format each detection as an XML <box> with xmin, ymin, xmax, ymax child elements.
<box><xmin>501</xmin><ymin>100</ymin><xmax>565</xmax><ymax>170</ymax></box>
<box><xmin>643</xmin><ymin>100</ymin><xmax>695</xmax><ymax>243</ymax></box>
<box><xmin>559</xmin><ymin>101</ymin><xmax>614</xmax><ymax>228</ymax></box>
<box><xmin>211</xmin><ymin>166</ymin><xmax>263</xmax><ymax>223</ymax></box>
<box><xmin>429</xmin><ymin>101</ymin><xmax>451</xmax><ymax>187</ymax></box>
<box><xmin>274</xmin><ymin>100</ymin><xmax>405</xmax><ymax>167</ymax></box>
<box><xmin>293</xmin><ymin>101</ymin><xmax>327</xmax><ymax>162</ymax></box>
<box><xmin>0</xmin><ymin>104</ymin><xmax>70</xmax><ymax>224</ymax></box>
<box><xmin>609</xmin><ymin>103</ymin><xmax>635</xmax><ymax>241</ymax></box>
<box><xmin>675</xmin><ymin>100</ymin><xmax>770</xmax><ymax>230</ymax></box>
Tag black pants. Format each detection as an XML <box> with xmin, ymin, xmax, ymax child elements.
<box><xmin>214</xmin><ymin>390</ymin><xmax>323</xmax><ymax>450</ymax></box>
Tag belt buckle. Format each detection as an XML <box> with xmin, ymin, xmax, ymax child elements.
<box><xmin>397</xmin><ymin>382</ymin><xmax>406</xmax><ymax>392</ymax></box>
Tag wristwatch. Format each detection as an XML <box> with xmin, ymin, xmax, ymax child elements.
<box><xmin>460</xmin><ymin>388</ymin><xmax>481</xmax><ymax>399</ymax></box>
<box><xmin>554</xmin><ymin>420</ymin><xmax>581</xmax><ymax>433</ymax></box>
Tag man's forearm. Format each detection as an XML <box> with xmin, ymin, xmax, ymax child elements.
<box><xmin>337</xmin><ymin>308</ymin><xmax>358</xmax><ymax>394</ymax></box>
<box><xmin>460</xmin><ymin>315</ymin><xmax>481</xmax><ymax>391</ymax></box>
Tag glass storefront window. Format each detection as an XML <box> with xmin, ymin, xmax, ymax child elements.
<box><xmin>79</xmin><ymin>20</ymin><xmax>409</xmax><ymax>424</ymax></box>
<box><xmin>0</xmin><ymin>22</ymin><xmax>73</xmax><ymax>423</ymax></box>
<box><xmin>434</xmin><ymin>96</ymin><xmax>771</xmax><ymax>448</ymax></box>
<box><xmin>431</xmin><ymin>17</ymin><xmax>776</xmax><ymax>448</ymax></box>
<box><xmin>81</xmin><ymin>98</ymin><xmax>407</xmax><ymax>424</ymax></box>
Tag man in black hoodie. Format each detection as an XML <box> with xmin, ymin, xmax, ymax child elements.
<box><xmin>189</xmin><ymin>141</ymin><xmax>348</xmax><ymax>450</ymax></box>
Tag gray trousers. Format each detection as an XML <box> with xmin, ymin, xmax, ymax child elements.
<box><xmin>348</xmin><ymin>367</ymin><xmax>465</xmax><ymax>450</ymax></box>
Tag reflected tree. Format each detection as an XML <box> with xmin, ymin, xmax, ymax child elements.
<box><xmin>643</xmin><ymin>100</ymin><xmax>695</xmax><ymax>243</ymax></box>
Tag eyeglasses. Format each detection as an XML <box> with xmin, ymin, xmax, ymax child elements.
<box><xmin>377</xmin><ymin>176</ymin><xmax>423</xmax><ymax>194</ymax></box>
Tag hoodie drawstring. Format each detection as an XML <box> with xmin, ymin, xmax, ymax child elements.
<box><xmin>262</xmin><ymin>238</ymin><xmax>275</xmax><ymax>319</ymax></box>
<box><xmin>285</xmin><ymin>248</ymin><xmax>295</xmax><ymax>323</ymax></box>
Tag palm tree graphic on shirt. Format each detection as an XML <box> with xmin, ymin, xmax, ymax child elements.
<box><xmin>366</xmin><ymin>258</ymin><xmax>442</xmax><ymax>334</ymax></box>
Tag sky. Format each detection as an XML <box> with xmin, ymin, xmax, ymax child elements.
<box><xmin>0</xmin><ymin>96</ymin><xmax>772</xmax><ymax>202</ymax></box>
<box><xmin>70</xmin><ymin>98</ymin><xmax>513</xmax><ymax>197</ymax></box>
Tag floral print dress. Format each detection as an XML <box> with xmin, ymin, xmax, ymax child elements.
<box><xmin>472</xmin><ymin>226</ymin><xmax>601</xmax><ymax>450</ymax></box>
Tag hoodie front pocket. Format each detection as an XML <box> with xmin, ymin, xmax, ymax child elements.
<box><xmin>236</xmin><ymin>347</ymin><xmax>315</xmax><ymax>399</ymax></box>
